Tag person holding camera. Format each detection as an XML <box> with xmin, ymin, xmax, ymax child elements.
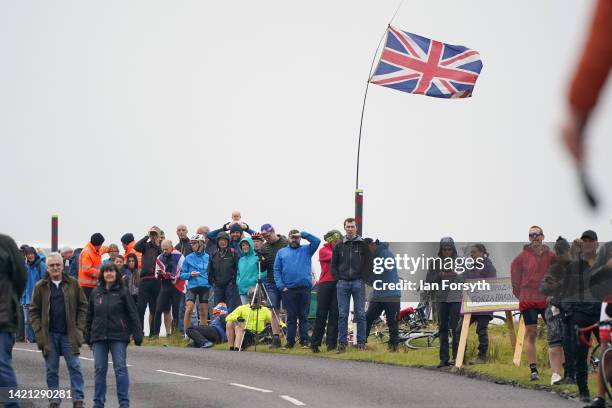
<box><xmin>225</xmin><ymin>288</ymin><xmax>272</xmax><ymax>350</ymax></box>
<box><xmin>86</xmin><ymin>263</ymin><xmax>142</xmax><ymax>408</ymax></box>
<box><xmin>134</xmin><ymin>227</ymin><xmax>162</xmax><ymax>337</ymax></box>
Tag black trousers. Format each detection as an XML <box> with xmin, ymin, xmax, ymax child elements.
<box><xmin>310</xmin><ymin>281</ymin><xmax>339</xmax><ymax>348</ymax></box>
<box><xmin>186</xmin><ymin>326</ymin><xmax>221</xmax><ymax>347</ymax></box>
<box><xmin>152</xmin><ymin>281</ymin><xmax>182</xmax><ymax>336</ymax></box>
<box><xmin>573</xmin><ymin>313</ymin><xmax>599</xmax><ymax>394</ymax></box>
<box><xmin>366</xmin><ymin>300</ymin><xmax>400</xmax><ymax>346</ymax></box>
<box><xmin>82</xmin><ymin>286</ymin><xmax>94</xmax><ymax>300</ymax></box>
<box><xmin>438</xmin><ymin>302</ymin><xmax>460</xmax><ymax>363</ymax></box>
<box><xmin>137</xmin><ymin>279</ymin><xmax>160</xmax><ymax>335</ymax></box>
<box><xmin>457</xmin><ymin>315</ymin><xmax>490</xmax><ymax>357</ymax></box>
<box><xmin>561</xmin><ymin>315</ymin><xmax>576</xmax><ymax>379</ymax></box>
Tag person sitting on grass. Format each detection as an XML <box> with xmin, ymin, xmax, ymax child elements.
<box><xmin>185</xmin><ymin>303</ymin><xmax>228</xmax><ymax>349</ymax></box>
<box><xmin>225</xmin><ymin>288</ymin><xmax>272</xmax><ymax>351</ymax></box>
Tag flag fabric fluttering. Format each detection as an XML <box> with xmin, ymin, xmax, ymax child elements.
<box><xmin>370</xmin><ymin>26</ymin><xmax>483</xmax><ymax>99</ymax></box>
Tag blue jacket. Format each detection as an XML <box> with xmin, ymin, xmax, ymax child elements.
<box><xmin>210</xmin><ymin>315</ymin><xmax>227</xmax><ymax>342</ymax></box>
<box><xmin>236</xmin><ymin>237</ymin><xmax>262</xmax><ymax>295</ymax></box>
<box><xmin>273</xmin><ymin>232</ymin><xmax>320</xmax><ymax>290</ymax></box>
<box><xmin>368</xmin><ymin>242</ymin><xmax>401</xmax><ymax>300</ymax></box>
<box><xmin>22</xmin><ymin>254</ymin><xmax>46</xmax><ymax>304</ymax></box>
<box><xmin>180</xmin><ymin>251</ymin><xmax>210</xmax><ymax>290</ymax></box>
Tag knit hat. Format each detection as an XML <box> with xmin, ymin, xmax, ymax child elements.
<box><xmin>229</xmin><ymin>224</ymin><xmax>243</xmax><ymax>233</ymax></box>
<box><xmin>121</xmin><ymin>233</ymin><xmax>134</xmax><ymax>245</ymax></box>
<box><xmin>212</xmin><ymin>303</ymin><xmax>228</xmax><ymax>315</ymax></box>
<box><xmin>288</xmin><ymin>229</ymin><xmax>300</xmax><ymax>237</ymax></box>
<box><xmin>251</xmin><ymin>232</ymin><xmax>264</xmax><ymax>241</ymax></box>
<box><xmin>90</xmin><ymin>233</ymin><xmax>105</xmax><ymax>247</ymax></box>
<box><xmin>324</xmin><ymin>230</ymin><xmax>342</xmax><ymax>243</ymax></box>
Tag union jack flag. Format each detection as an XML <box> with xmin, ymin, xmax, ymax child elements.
<box><xmin>370</xmin><ymin>26</ymin><xmax>483</xmax><ymax>99</ymax></box>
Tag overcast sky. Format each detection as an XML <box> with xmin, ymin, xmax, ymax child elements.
<box><xmin>1</xmin><ymin>0</ymin><xmax>611</xmax><ymax>249</ymax></box>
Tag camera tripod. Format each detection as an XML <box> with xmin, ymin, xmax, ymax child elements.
<box><xmin>238</xmin><ymin>260</ymin><xmax>285</xmax><ymax>351</ymax></box>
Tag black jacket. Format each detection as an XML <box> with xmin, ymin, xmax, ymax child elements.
<box><xmin>85</xmin><ymin>281</ymin><xmax>142</xmax><ymax>344</ymax></box>
<box><xmin>331</xmin><ymin>236</ymin><xmax>373</xmax><ymax>281</ymax></box>
<box><xmin>134</xmin><ymin>236</ymin><xmax>161</xmax><ymax>279</ymax></box>
<box><xmin>175</xmin><ymin>238</ymin><xmax>193</xmax><ymax>257</ymax></box>
<box><xmin>207</xmin><ymin>233</ymin><xmax>239</xmax><ymax>287</ymax></box>
<box><xmin>260</xmin><ymin>235</ymin><xmax>288</xmax><ymax>284</ymax></box>
<box><xmin>539</xmin><ymin>259</ymin><xmax>571</xmax><ymax>308</ymax></box>
<box><xmin>559</xmin><ymin>259</ymin><xmax>601</xmax><ymax>319</ymax></box>
<box><xmin>0</xmin><ymin>234</ymin><xmax>27</xmax><ymax>332</ymax></box>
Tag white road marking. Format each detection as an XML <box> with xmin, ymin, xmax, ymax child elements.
<box><xmin>280</xmin><ymin>395</ymin><xmax>306</xmax><ymax>406</ymax></box>
<box><xmin>156</xmin><ymin>370</ymin><xmax>211</xmax><ymax>381</ymax></box>
<box><xmin>229</xmin><ymin>383</ymin><xmax>273</xmax><ymax>393</ymax></box>
<box><xmin>14</xmin><ymin>347</ymin><xmax>41</xmax><ymax>353</ymax></box>
<box><xmin>79</xmin><ymin>356</ymin><xmax>132</xmax><ymax>367</ymax></box>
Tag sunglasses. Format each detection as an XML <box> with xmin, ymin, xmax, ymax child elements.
<box><xmin>529</xmin><ymin>233</ymin><xmax>542</xmax><ymax>238</ymax></box>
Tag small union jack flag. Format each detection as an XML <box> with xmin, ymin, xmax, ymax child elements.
<box><xmin>370</xmin><ymin>26</ymin><xmax>483</xmax><ymax>99</ymax></box>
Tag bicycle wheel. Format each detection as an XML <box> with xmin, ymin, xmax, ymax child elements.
<box><xmin>405</xmin><ymin>332</ymin><xmax>439</xmax><ymax>350</ymax></box>
<box><xmin>600</xmin><ymin>346</ymin><xmax>612</xmax><ymax>400</ymax></box>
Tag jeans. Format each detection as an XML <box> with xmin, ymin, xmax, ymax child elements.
<box><xmin>337</xmin><ymin>279</ymin><xmax>366</xmax><ymax>345</ymax></box>
<box><xmin>438</xmin><ymin>302</ymin><xmax>460</xmax><ymax>363</ymax></box>
<box><xmin>212</xmin><ymin>284</ymin><xmax>240</xmax><ymax>314</ymax></box>
<box><xmin>365</xmin><ymin>301</ymin><xmax>400</xmax><ymax>345</ymax></box>
<box><xmin>45</xmin><ymin>332</ymin><xmax>85</xmax><ymax>404</ymax></box>
<box><xmin>311</xmin><ymin>281</ymin><xmax>338</xmax><ymax>348</ymax></box>
<box><xmin>282</xmin><ymin>287</ymin><xmax>311</xmax><ymax>347</ymax></box>
<box><xmin>22</xmin><ymin>305</ymin><xmax>35</xmax><ymax>343</ymax></box>
<box><xmin>93</xmin><ymin>341</ymin><xmax>129</xmax><ymax>408</ymax></box>
<box><xmin>0</xmin><ymin>332</ymin><xmax>20</xmax><ymax>408</ymax></box>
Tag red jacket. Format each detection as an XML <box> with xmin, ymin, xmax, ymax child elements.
<box><xmin>318</xmin><ymin>243</ymin><xmax>335</xmax><ymax>284</ymax></box>
<box><xmin>511</xmin><ymin>245</ymin><xmax>555</xmax><ymax>311</ymax></box>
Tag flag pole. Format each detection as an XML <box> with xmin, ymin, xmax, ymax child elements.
<box><xmin>354</xmin><ymin>0</ymin><xmax>405</xmax><ymax>236</ymax></box>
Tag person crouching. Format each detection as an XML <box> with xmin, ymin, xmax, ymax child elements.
<box><xmin>186</xmin><ymin>303</ymin><xmax>228</xmax><ymax>348</ymax></box>
<box><xmin>225</xmin><ymin>288</ymin><xmax>272</xmax><ymax>351</ymax></box>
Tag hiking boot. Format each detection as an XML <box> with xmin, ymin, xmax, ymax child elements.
<box><xmin>270</xmin><ymin>335</ymin><xmax>281</xmax><ymax>349</ymax></box>
<box><xmin>437</xmin><ymin>361</ymin><xmax>451</xmax><ymax>368</ymax></box>
<box><xmin>310</xmin><ymin>345</ymin><xmax>320</xmax><ymax>353</ymax></box>
<box><xmin>300</xmin><ymin>343</ymin><xmax>310</xmax><ymax>349</ymax></box>
<box><xmin>550</xmin><ymin>372</ymin><xmax>563</xmax><ymax>385</ymax></box>
<box><xmin>559</xmin><ymin>376</ymin><xmax>576</xmax><ymax>385</ymax></box>
<box><xmin>579</xmin><ymin>390</ymin><xmax>590</xmax><ymax>403</ymax></box>
<box><xmin>281</xmin><ymin>343</ymin><xmax>294</xmax><ymax>350</ymax></box>
<box><xmin>388</xmin><ymin>343</ymin><xmax>399</xmax><ymax>353</ymax></box>
<box><xmin>73</xmin><ymin>401</ymin><xmax>85</xmax><ymax>408</ymax></box>
<box><xmin>530</xmin><ymin>371</ymin><xmax>540</xmax><ymax>381</ymax></box>
<box><xmin>356</xmin><ymin>343</ymin><xmax>366</xmax><ymax>351</ymax></box>
<box><xmin>583</xmin><ymin>397</ymin><xmax>605</xmax><ymax>408</ymax></box>
<box><xmin>336</xmin><ymin>344</ymin><xmax>347</xmax><ymax>354</ymax></box>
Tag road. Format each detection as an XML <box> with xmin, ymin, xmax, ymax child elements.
<box><xmin>11</xmin><ymin>343</ymin><xmax>578</xmax><ymax>408</ymax></box>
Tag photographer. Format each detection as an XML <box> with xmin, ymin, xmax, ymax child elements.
<box><xmin>225</xmin><ymin>288</ymin><xmax>272</xmax><ymax>351</ymax></box>
<box><xmin>134</xmin><ymin>227</ymin><xmax>162</xmax><ymax>337</ymax></box>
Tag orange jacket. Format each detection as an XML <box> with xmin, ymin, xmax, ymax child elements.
<box><xmin>78</xmin><ymin>242</ymin><xmax>108</xmax><ymax>288</ymax></box>
<box><xmin>123</xmin><ymin>241</ymin><xmax>142</xmax><ymax>268</ymax></box>
<box><xmin>569</xmin><ymin>0</ymin><xmax>612</xmax><ymax>113</ymax></box>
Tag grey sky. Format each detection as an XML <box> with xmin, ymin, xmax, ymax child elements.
<box><xmin>1</xmin><ymin>0</ymin><xmax>610</xmax><ymax>248</ymax></box>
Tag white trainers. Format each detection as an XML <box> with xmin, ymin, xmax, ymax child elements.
<box><xmin>550</xmin><ymin>372</ymin><xmax>562</xmax><ymax>385</ymax></box>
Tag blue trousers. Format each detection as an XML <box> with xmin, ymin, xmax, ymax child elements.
<box><xmin>282</xmin><ymin>287</ymin><xmax>311</xmax><ymax>347</ymax></box>
<box><xmin>45</xmin><ymin>332</ymin><xmax>85</xmax><ymax>404</ymax></box>
<box><xmin>337</xmin><ymin>279</ymin><xmax>366</xmax><ymax>345</ymax></box>
<box><xmin>0</xmin><ymin>331</ymin><xmax>20</xmax><ymax>408</ymax></box>
<box><xmin>93</xmin><ymin>340</ymin><xmax>129</xmax><ymax>408</ymax></box>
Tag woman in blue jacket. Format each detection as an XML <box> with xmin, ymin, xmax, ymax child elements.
<box><xmin>180</xmin><ymin>234</ymin><xmax>211</xmax><ymax>329</ymax></box>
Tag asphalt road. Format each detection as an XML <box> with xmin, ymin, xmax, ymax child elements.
<box><xmin>11</xmin><ymin>343</ymin><xmax>579</xmax><ymax>408</ymax></box>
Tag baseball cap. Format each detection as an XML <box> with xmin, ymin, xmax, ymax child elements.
<box><xmin>580</xmin><ymin>230</ymin><xmax>598</xmax><ymax>241</ymax></box>
<box><xmin>260</xmin><ymin>224</ymin><xmax>274</xmax><ymax>232</ymax></box>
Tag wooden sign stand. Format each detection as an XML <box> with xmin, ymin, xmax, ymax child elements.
<box><xmin>454</xmin><ymin>310</ymin><xmax>521</xmax><ymax>369</ymax></box>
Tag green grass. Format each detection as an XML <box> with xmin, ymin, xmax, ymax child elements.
<box><xmin>142</xmin><ymin>324</ymin><xmax>596</xmax><ymax>398</ymax></box>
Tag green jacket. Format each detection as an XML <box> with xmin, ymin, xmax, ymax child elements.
<box><xmin>0</xmin><ymin>234</ymin><xmax>27</xmax><ymax>332</ymax></box>
<box><xmin>30</xmin><ymin>274</ymin><xmax>88</xmax><ymax>357</ymax></box>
